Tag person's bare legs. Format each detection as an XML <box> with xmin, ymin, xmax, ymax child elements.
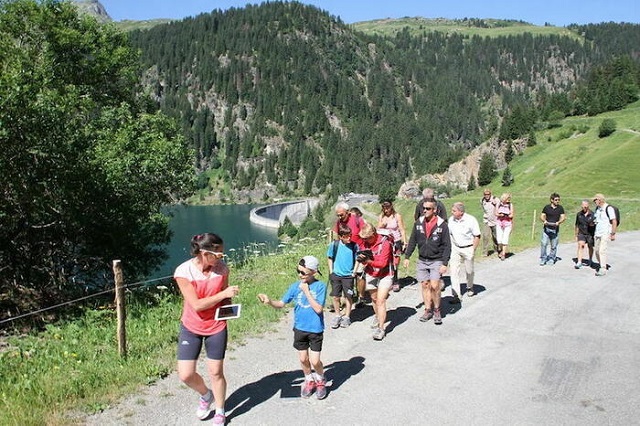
<box><xmin>206</xmin><ymin>358</ymin><xmax>226</xmax><ymax>413</ymax></box>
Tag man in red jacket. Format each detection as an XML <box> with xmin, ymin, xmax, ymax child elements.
<box><xmin>358</xmin><ymin>222</ymin><xmax>394</xmax><ymax>341</ymax></box>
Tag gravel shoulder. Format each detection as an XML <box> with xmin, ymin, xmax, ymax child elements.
<box><xmin>85</xmin><ymin>231</ymin><xmax>640</xmax><ymax>425</ymax></box>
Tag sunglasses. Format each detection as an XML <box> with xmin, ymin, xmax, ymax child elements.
<box><xmin>201</xmin><ymin>249</ymin><xmax>225</xmax><ymax>258</ymax></box>
<box><xmin>296</xmin><ymin>268</ymin><xmax>310</xmax><ymax>275</ymax></box>
<box><xmin>422</xmin><ymin>207</ymin><xmax>434</xmax><ymax>211</ymax></box>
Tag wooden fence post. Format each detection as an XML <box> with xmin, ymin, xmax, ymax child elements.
<box><xmin>113</xmin><ymin>259</ymin><xmax>127</xmax><ymax>359</ymax></box>
<box><xmin>531</xmin><ymin>209</ymin><xmax>537</xmax><ymax>240</ymax></box>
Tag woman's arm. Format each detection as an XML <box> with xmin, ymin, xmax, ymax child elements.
<box><xmin>176</xmin><ymin>277</ymin><xmax>238</xmax><ymax>312</ymax></box>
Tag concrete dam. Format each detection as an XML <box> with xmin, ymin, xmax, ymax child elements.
<box><xmin>249</xmin><ymin>199</ymin><xmax>320</xmax><ymax>229</ymax></box>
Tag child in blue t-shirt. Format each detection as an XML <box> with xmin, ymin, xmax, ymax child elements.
<box><xmin>258</xmin><ymin>255</ymin><xmax>328</xmax><ymax>400</ymax></box>
<box><xmin>327</xmin><ymin>224</ymin><xmax>359</xmax><ymax>329</ymax></box>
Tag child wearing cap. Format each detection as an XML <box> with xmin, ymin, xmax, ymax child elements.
<box><xmin>257</xmin><ymin>255</ymin><xmax>328</xmax><ymax>400</ymax></box>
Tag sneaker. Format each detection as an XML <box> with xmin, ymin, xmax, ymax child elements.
<box><xmin>419</xmin><ymin>309</ymin><xmax>433</xmax><ymax>322</ymax></box>
<box><xmin>546</xmin><ymin>258</ymin><xmax>555</xmax><ymax>266</ymax></box>
<box><xmin>196</xmin><ymin>390</ymin><xmax>213</xmax><ymax>419</ymax></box>
<box><xmin>370</xmin><ymin>316</ymin><xmax>379</xmax><ymax>329</ymax></box>
<box><xmin>372</xmin><ymin>327</ymin><xmax>386</xmax><ymax>340</ymax></box>
<box><xmin>539</xmin><ymin>259</ymin><xmax>546</xmax><ymax>266</ymax></box>
<box><xmin>315</xmin><ymin>379</ymin><xmax>327</xmax><ymax>400</ymax></box>
<box><xmin>340</xmin><ymin>317</ymin><xmax>351</xmax><ymax>328</ymax></box>
<box><xmin>301</xmin><ymin>379</ymin><xmax>316</xmax><ymax>398</ymax></box>
<box><xmin>330</xmin><ymin>316</ymin><xmax>342</xmax><ymax>329</ymax></box>
<box><xmin>574</xmin><ymin>262</ymin><xmax>582</xmax><ymax>269</ymax></box>
<box><xmin>212</xmin><ymin>413</ymin><xmax>226</xmax><ymax>425</ymax></box>
<box><xmin>392</xmin><ymin>283</ymin><xmax>400</xmax><ymax>292</ymax></box>
<box><xmin>595</xmin><ymin>269</ymin><xmax>607</xmax><ymax>276</ymax></box>
<box><xmin>433</xmin><ymin>309</ymin><xmax>442</xmax><ymax>325</ymax></box>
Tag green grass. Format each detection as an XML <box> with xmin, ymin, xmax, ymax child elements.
<box><xmin>352</xmin><ymin>17</ymin><xmax>582</xmax><ymax>40</ymax></box>
<box><xmin>0</xmin><ymin>241</ymin><xmax>327</xmax><ymax>425</ymax></box>
<box><xmin>1</xmin><ymin>103</ymin><xmax>638</xmax><ymax>424</ymax></box>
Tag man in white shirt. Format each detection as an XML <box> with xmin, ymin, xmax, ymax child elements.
<box><xmin>448</xmin><ymin>202</ymin><xmax>481</xmax><ymax>302</ymax></box>
<box><xmin>593</xmin><ymin>194</ymin><xmax>618</xmax><ymax>276</ymax></box>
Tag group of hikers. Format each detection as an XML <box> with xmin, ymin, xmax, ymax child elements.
<box><xmin>170</xmin><ymin>188</ymin><xmax>619</xmax><ymax>421</ymax></box>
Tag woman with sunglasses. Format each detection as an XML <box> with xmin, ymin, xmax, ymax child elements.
<box><xmin>258</xmin><ymin>256</ymin><xmax>328</xmax><ymax>400</ymax></box>
<box><xmin>174</xmin><ymin>233</ymin><xmax>239</xmax><ymax>425</ymax></box>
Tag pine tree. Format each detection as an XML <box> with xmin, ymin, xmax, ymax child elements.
<box><xmin>478</xmin><ymin>153</ymin><xmax>497</xmax><ymax>186</ymax></box>
<box><xmin>502</xmin><ymin>166</ymin><xmax>514</xmax><ymax>187</ymax></box>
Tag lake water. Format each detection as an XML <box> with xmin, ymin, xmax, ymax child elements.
<box><xmin>151</xmin><ymin>204</ymin><xmax>279</xmax><ymax>279</ymax></box>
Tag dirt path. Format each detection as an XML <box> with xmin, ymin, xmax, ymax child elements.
<box><xmin>84</xmin><ymin>231</ymin><xmax>640</xmax><ymax>425</ymax></box>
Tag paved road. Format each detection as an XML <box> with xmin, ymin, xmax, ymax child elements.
<box><xmin>86</xmin><ymin>231</ymin><xmax>640</xmax><ymax>425</ymax></box>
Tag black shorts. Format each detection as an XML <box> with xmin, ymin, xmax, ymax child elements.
<box><xmin>329</xmin><ymin>273</ymin><xmax>355</xmax><ymax>298</ymax></box>
<box><xmin>177</xmin><ymin>324</ymin><xmax>228</xmax><ymax>361</ymax></box>
<box><xmin>293</xmin><ymin>328</ymin><xmax>323</xmax><ymax>352</ymax></box>
<box><xmin>578</xmin><ymin>233</ymin><xmax>594</xmax><ymax>247</ymax></box>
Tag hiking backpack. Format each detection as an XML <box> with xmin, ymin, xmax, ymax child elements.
<box><xmin>606</xmin><ymin>204</ymin><xmax>621</xmax><ymax>227</ymax></box>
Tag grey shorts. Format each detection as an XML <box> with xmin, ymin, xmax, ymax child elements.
<box><xmin>329</xmin><ymin>273</ymin><xmax>355</xmax><ymax>298</ymax></box>
<box><xmin>177</xmin><ymin>324</ymin><xmax>227</xmax><ymax>361</ymax></box>
<box><xmin>416</xmin><ymin>259</ymin><xmax>444</xmax><ymax>282</ymax></box>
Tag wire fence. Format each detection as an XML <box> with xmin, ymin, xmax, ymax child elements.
<box><xmin>0</xmin><ymin>273</ymin><xmax>174</xmax><ymax>326</ymax></box>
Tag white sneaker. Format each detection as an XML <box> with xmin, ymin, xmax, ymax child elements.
<box><xmin>196</xmin><ymin>390</ymin><xmax>213</xmax><ymax>419</ymax></box>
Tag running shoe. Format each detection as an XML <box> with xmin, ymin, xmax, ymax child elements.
<box><xmin>196</xmin><ymin>391</ymin><xmax>213</xmax><ymax>419</ymax></box>
<box><xmin>212</xmin><ymin>413</ymin><xmax>226</xmax><ymax>425</ymax></box>
<box><xmin>574</xmin><ymin>262</ymin><xmax>582</xmax><ymax>269</ymax></box>
<box><xmin>419</xmin><ymin>309</ymin><xmax>433</xmax><ymax>322</ymax></box>
<box><xmin>330</xmin><ymin>315</ymin><xmax>342</xmax><ymax>329</ymax></box>
<box><xmin>595</xmin><ymin>269</ymin><xmax>607</xmax><ymax>276</ymax></box>
<box><xmin>433</xmin><ymin>309</ymin><xmax>442</xmax><ymax>325</ymax></box>
<box><xmin>372</xmin><ymin>327</ymin><xmax>386</xmax><ymax>340</ymax></box>
<box><xmin>370</xmin><ymin>316</ymin><xmax>379</xmax><ymax>328</ymax></box>
<box><xmin>315</xmin><ymin>378</ymin><xmax>327</xmax><ymax>400</ymax></box>
<box><xmin>301</xmin><ymin>379</ymin><xmax>316</xmax><ymax>398</ymax></box>
<box><xmin>340</xmin><ymin>317</ymin><xmax>351</xmax><ymax>328</ymax></box>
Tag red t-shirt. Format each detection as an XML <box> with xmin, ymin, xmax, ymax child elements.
<box><xmin>333</xmin><ymin>213</ymin><xmax>363</xmax><ymax>246</ymax></box>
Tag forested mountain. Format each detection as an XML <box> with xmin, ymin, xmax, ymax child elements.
<box><xmin>127</xmin><ymin>2</ymin><xmax>640</xmax><ymax>201</ymax></box>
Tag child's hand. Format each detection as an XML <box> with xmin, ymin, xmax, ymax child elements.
<box><xmin>298</xmin><ymin>281</ymin><xmax>309</xmax><ymax>291</ymax></box>
<box><xmin>257</xmin><ymin>293</ymin><xmax>270</xmax><ymax>304</ymax></box>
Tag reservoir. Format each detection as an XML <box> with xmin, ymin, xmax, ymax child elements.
<box><xmin>152</xmin><ymin>204</ymin><xmax>279</xmax><ymax>279</ymax></box>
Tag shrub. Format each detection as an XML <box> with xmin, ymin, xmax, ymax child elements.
<box><xmin>598</xmin><ymin>119</ymin><xmax>616</xmax><ymax>138</ymax></box>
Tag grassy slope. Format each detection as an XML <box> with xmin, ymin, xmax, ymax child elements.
<box><xmin>352</xmin><ymin>17</ymin><xmax>582</xmax><ymax>40</ymax></box>
<box><xmin>388</xmin><ymin>101</ymin><xmax>640</xmax><ymax>256</ymax></box>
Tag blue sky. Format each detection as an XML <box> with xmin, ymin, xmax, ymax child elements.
<box><xmin>99</xmin><ymin>0</ymin><xmax>639</xmax><ymax>26</ymax></box>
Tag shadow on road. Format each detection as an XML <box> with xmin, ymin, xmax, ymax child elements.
<box><xmin>226</xmin><ymin>356</ymin><xmax>366</xmax><ymax>423</ymax></box>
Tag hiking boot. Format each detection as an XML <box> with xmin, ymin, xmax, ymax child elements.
<box><xmin>433</xmin><ymin>309</ymin><xmax>442</xmax><ymax>325</ymax></box>
<box><xmin>370</xmin><ymin>316</ymin><xmax>379</xmax><ymax>328</ymax></box>
<box><xmin>315</xmin><ymin>378</ymin><xmax>327</xmax><ymax>400</ymax></box>
<box><xmin>340</xmin><ymin>316</ymin><xmax>351</xmax><ymax>328</ymax></box>
<box><xmin>372</xmin><ymin>327</ymin><xmax>386</xmax><ymax>340</ymax></box>
<box><xmin>196</xmin><ymin>390</ymin><xmax>213</xmax><ymax>419</ymax></box>
<box><xmin>330</xmin><ymin>316</ymin><xmax>342</xmax><ymax>329</ymax></box>
<box><xmin>419</xmin><ymin>309</ymin><xmax>433</xmax><ymax>322</ymax></box>
<box><xmin>301</xmin><ymin>379</ymin><xmax>316</xmax><ymax>398</ymax></box>
<box><xmin>212</xmin><ymin>413</ymin><xmax>226</xmax><ymax>425</ymax></box>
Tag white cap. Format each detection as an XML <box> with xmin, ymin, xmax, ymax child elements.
<box><xmin>299</xmin><ymin>255</ymin><xmax>320</xmax><ymax>272</ymax></box>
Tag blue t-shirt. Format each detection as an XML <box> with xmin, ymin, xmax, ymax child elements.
<box><xmin>281</xmin><ymin>279</ymin><xmax>326</xmax><ymax>333</ymax></box>
<box><xmin>326</xmin><ymin>240</ymin><xmax>358</xmax><ymax>277</ymax></box>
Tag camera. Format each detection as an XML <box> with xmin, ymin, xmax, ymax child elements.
<box><xmin>356</xmin><ymin>249</ymin><xmax>374</xmax><ymax>262</ymax></box>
